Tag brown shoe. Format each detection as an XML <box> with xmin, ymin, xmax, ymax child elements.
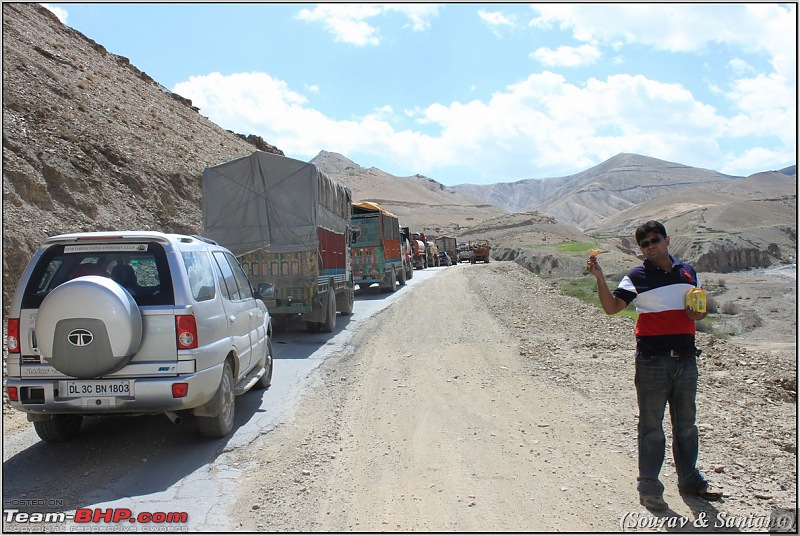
<box><xmin>639</xmin><ymin>494</ymin><xmax>669</xmax><ymax>511</ymax></box>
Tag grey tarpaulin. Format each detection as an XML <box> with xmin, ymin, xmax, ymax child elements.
<box><xmin>202</xmin><ymin>151</ymin><xmax>352</xmax><ymax>256</ymax></box>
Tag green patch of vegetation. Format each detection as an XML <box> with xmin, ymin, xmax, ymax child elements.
<box><xmin>558</xmin><ymin>276</ymin><xmax>638</xmax><ymax>320</ymax></box>
<box><xmin>556</xmin><ymin>241</ymin><xmax>596</xmax><ymax>253</ymax></box>
<box><xmin>695</xmin><ymin>315</ymin><xmax>734</xmax><ymax>338</ymax></box>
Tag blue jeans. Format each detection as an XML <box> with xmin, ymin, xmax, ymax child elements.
<box><xmin>634</xmin><ymin>352</ymin><xmax>707</xmax><ymax>496</ymax></box>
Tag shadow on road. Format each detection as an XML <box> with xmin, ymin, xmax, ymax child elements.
<box><xmin>1</xmin><ymin>385</ymin><xmax>269</xmax><ymax>516</ymax></box>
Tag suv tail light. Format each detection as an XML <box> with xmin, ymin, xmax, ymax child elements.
<box><xmin>175</xmin><ymin>315</ymin><xmax>198</xmax><ymax>350</ymax></box>
<box><xmin>7</xmin><ymin>318</ymin><xmax>20</xmax><ymax>353</ymax></box>
<box><xmin>7</xmin><ymin>387</ymin><xmax>19</xmax><ymax>402</ymax></box>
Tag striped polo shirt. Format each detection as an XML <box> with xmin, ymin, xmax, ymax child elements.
<box><xmin>612</xmin><ymin>254</ymin><xmax>700</xmax><ymax>355</ymax></box>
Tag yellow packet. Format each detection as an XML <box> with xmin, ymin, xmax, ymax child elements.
<box><xmin>589</xmin><ymin>248</ymin><xmax>602</xmax><ymax>257</ymax></box>
<box><xmin>685</xmin><ymin>288</ymin><xmax>707</xmax><ymax>313</ymax></box>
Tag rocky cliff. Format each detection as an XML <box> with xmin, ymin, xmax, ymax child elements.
<box><xmin>2</xmin><ymin>3</ymin><xmax>282</xmax><ymax>308</ymax></box>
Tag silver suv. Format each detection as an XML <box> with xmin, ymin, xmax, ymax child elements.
<box><xmin>5</xmin><ymin>231</ymin><xmax>273</xmax><ymax>442</ymax></box>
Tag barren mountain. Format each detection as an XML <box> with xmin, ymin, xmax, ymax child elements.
<box><xmin>311</xmin><ymin>151</ymin><xmax>507</xmax><ymax>235</ymax></box>
<box><xmin>454</xmin><ymin>154</ymin><xmax>796</xmax><ymax>273</ymax></box>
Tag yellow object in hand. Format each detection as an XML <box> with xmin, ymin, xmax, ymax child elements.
<box><xmin>685</xmin><ymin>288</ymin><xmax>707</xmax><ymax>313</ymax></box>
<box><xmin>589</xmin><ymin>248</ymin><xmax>602</xmax><ymax>257</ymax></box>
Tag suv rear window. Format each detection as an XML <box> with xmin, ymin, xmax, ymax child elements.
<box><xmin>21</xmin><ymin>241</ymin><xmax>174</xmax><ymax>308</ymax></box>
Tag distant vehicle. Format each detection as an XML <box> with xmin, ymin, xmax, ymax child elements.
<box><xmin>203</xmin><ymin>151</ymin><xmax>354</xmax><ymax>333</ymax></box>
<box><xmin>438</xmin><ymin>251</ymin><xmax>452</xmax><ymax>267</ymax></box>
<box><xmin>470</xmin><ymin>240</ymin><xmax>491</xmax><ymax>264</ymax></box>
<box><xmin>5</xmin><ymin>231</ymin><xmax>273</xmax><ymax>442</ymax></box>
<box><xmin>426</xmin><ymin>241</ymin><xmax>440</xmax><ymax>267</ymax></box>
<box><xmin>457</xmin><ymin>243</ymin><xmax>474</xmax><ymax>263</ymax></box>
<box><xmin>351</xmin><ymin>201</ymin><xmax>405</xmax><ymax>293</ymax></box>
<box><xmin>410</xmin><ymin>231</ymin><xmax>428</xmax><ymax>270</ymax></box>
<box><xmin>399</xmin><ymin>227</ymin><xmax>414</xmax><ymax>281</ymax></box>
<box><xmin>435</xmin><ymin>236</ymin><xmax>458</xmax><ymax>266</ymax></box>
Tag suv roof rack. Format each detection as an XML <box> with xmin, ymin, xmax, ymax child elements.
<box><xmin>189</xmin><ymin>235</ymin><xmax>218</xmax><ymax>245</ymax></box>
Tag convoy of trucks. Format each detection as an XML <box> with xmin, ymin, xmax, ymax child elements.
<box><xmin>203</xmin><ymin>151</ymin><xmax>492</xmax><ymax>332</ymax></box>
<box><xmin>202</xmin><ymin>151</ymin><xmax>354</xmax><ymax>333</ymax></box>
<box><xmin>351</xmin><ymin>201</ymin><xmax>405</xmax><ymax>293</ymax></box>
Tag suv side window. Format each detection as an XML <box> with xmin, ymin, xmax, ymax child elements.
<box><xmin>211</xmin><ymin>251</ymin><xmax>253</xmax><ymax>302</ymax></box>
<box><xmin>226</xmin><ymin>252</ymin><xmax>254</xmax><ymax>300</ymax></box>
<box><xmin>182</xmin><ymin>251</ymin><xmax>216</xmax><ymax>302</ymax></box>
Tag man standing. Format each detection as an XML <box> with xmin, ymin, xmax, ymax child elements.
<box><xmin>586</xmin><ymin>220</ymin><xmax>723</xmax><ymax>511</ymax></box>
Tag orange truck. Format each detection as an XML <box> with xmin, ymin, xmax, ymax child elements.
<box><xmin>470</xmin><ymin>240</ymin><xmax>491</xmax><ymax>264</ymax></box>
<box><xmin>351</xmin><ymin>202</ymin><xmax>406</xmax><ymax>292</ymax></box>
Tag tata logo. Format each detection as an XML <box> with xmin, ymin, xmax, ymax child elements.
<box><xmin>67</xmin><ymin>329</ymin><xmax>94</xmax><ymax>347</ymax></box>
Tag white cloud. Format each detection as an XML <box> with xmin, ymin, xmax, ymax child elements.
<box><xmin>173</xmin><ymin>66</ymin><xmax>792</xmax><ymax>182</ymax></box>
<box><xmin>297</xmin><ymin>4</ymin><xmax>382</xmax><ymax>46</ymax></box>
<box><xmin>478</xmin><ymin>9</ymin><xmax>516</xmax><ymax>36</ymax></box>
<box><xmin>295</xmin><ymin>4</ymin><xmax>438</xmax><ymax>46</ymax></box>
<box><xmin>384</xmin><ymin>4</ymin><xmax>440</xmax><ymax>32</ymax></box>
<box><xmin>530</xmin><ymin>44</ymin><xmax>601</xmax><ymax>67</ymax></box>
<box><xmin>41</xmin><ymin>3</ymin><xmax>68</xmax><ymax>24</ymax></box>
<box><xmin>528</xmin><ymin>4</ymin><xmax>796</xmax><ymax>76</ymax></box>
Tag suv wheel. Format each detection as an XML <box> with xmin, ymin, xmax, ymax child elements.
<box><xmin>255</xmin><ymin>340</ymin><xmax>274</xmax><ymax>389</ymax></box>
<box><xmin>197</xmin><ymin>361</ymin><xmax>235</xmax><ymax>438</ymax></box>
<box><xmin>33</xmin><ymin>414</ymin><xmax>83</xmax><ymax>442</ymax></box>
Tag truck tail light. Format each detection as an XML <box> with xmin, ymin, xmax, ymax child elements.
<box><xmin>176</xmin><ymin>315</ymin><xmax>198</xmax><ymax>350</ymax></box>
<box><xmin>7</xmin><ymin>318</ymin><xmax>20</xmax><ymax>354</ymax></box>
<box><xmin>7</xmin><ymin>387</ymin><xmax>18</xmax><ymax>402</ymax></box>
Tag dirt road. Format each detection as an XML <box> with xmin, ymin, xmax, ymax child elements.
<box><xmin>229</xmin><ymin>262</ymin><xmax>796</xmax><ymax>532</ymax></box>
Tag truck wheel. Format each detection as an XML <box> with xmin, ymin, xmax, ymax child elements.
<box><xmin>321</xmin><ymin>289</ymin><xmax>336</xmax><ymax>333</ymax></box>
<box><xmin>398</xmin><ymin>265</ymin><xmax>407</xmax><ymax>286</ymax></box>
<box><xmin>338</xmin><ymin>288</ymin><xmax>354</xmax><ymax>315</ymax></box>
<box><xmin>33</xmin><ymin>414</ymin><xmax>83</xmax><ymax>442</ymax></box>
<box><xmin>197</xmin><ymin>361</ymin><xmax>235</xmax><ymax>438</ymax></box>
<box><xmin>255</xmin><ymin>339</ymin><xmax>273</xmax><ymax>389</ymax></box>
<box><xmin>388</xmin><ymin>268</ymin><xmax>397</xmax><ymax>292</ymax></box>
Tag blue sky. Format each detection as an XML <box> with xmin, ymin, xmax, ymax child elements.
<box><xmin>45</xmin><ymin>3</ymin><xmax>796</xmax><ymax>186</ymax></box>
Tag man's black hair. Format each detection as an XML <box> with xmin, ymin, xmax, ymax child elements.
<box><xmin>635</xmin><ymin>220</ymin><xmax>667</xmax><ymax>245</ymax></box>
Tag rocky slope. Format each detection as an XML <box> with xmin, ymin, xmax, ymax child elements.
<box><xmin>1</xmin><ymin>3</ymin><xmax>283</xmax><ymax>308</ymax></box>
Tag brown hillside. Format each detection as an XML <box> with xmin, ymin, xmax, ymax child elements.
<box><xmin>2</xmin><ymin>3</ymin><xmax>284</xmax><ymax>307</ymax></box>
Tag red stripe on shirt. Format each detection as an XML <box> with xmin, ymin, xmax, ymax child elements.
<box><xmin>636</xmin><ymin>309</ymin><xmax>695</xmax><ymax>337</ymax></box>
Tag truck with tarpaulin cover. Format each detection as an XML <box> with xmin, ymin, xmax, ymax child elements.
<box><xmin>350</xmin><ymin>201</ymin><xmax>405</xmax><ymax>292</ymax></box>
<box><xmin>202</xmin><ymin>151</ymin><xmax>354</xmax><ymax>332</ymax></box>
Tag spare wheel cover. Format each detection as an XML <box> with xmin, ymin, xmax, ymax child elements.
<box><xmin>37</xmin><ymin>276</ymin><xmax>143</xmax><ymax>379</ymax></box>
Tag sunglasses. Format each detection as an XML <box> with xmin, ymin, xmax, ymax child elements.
<box><xmin>638</xmin><ymin>235</ymin><xmax>663</xmax><ymax>248</ymax></box>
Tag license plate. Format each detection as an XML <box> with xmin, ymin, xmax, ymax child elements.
<box><xmin>65</xmin><ymin>380</ymin><xmax>132</xmax><ymax>397</ymax></box>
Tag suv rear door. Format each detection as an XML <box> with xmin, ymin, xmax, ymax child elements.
<box><xmin>14</xmin><ymin>237</ymin><xmax>179</xmax><ymax>380</ymax></box>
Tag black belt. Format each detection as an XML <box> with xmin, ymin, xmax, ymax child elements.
<box><xmin>639</xmin><ymin>349</ymin><xmax>700</xmax><ymax>359</ymax></box>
